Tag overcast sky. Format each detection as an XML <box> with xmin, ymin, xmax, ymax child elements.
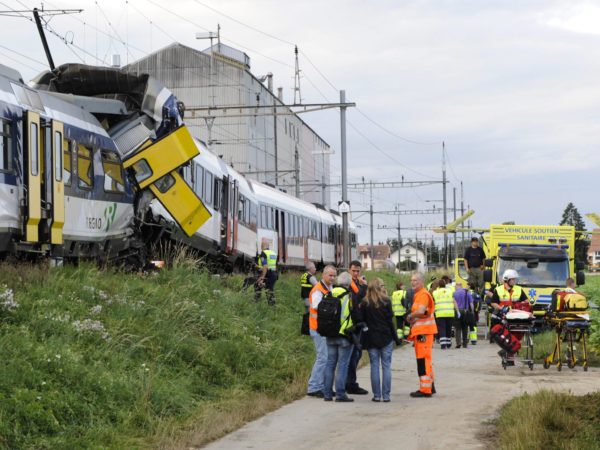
<box><xmin>1</xmin><ymin>0</ymin><xmax>599</xmax><ymax>245</ymax></box>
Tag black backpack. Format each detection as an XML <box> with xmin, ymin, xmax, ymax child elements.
<box><xmin>317</xmin><ymin>288</ymin><xmax>348</xmax><ymax>337</ymax></box>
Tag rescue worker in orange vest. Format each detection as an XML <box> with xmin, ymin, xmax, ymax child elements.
<box><xmin>345</xmin><ymin>260</ymin><xmax>369</xmax><ymax>396</ymax></box>
<box><xmin>407</xmin><ymin>272</ymin><xmax>438</xmax><ymax>398</ymax></box>
<box><xmin>306</xmin><ymin>265</ymin><xmax>337</xmax><ymax>397</ymax></box>
<box><xmin>487</xmin><ymin>269</ymin><xmax>528</xmax><ymax>365</ymax></box>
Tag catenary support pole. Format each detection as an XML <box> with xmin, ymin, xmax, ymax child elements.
<box><xmin>340</xmin><ymin>90</ymin><xmax>349</xmax><ymax>268</ymax></box>
<box><xmin>442</xmin><ymin>142</ymin><xmax>448</xmax><ymax>268</ymax></box>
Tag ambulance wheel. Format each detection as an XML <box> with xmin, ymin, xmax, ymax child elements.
<box><xmin>543</xmin><ymin>360</ymin><xmax>550</xmax><ymax>369</ymax></box>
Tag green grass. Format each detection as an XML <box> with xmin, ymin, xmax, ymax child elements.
<box><xmin>0</xmin><ymin>262</ymin><xmax>316</xmax><ymax>449</ymax></box>
<box><xmin>495</xmin><ymin>390</ymin><xmax>600</xmax><ymax>450</ymax></box>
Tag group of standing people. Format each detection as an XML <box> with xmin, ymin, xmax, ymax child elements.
<box><xmin>303</xmin><ymin>262</ymin><xmax>439</xmax><ymax>402</ymax></box>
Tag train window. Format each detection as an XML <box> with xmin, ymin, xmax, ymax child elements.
<box><xmin>245</xmin><ymin>199</ymin><xmax>251</xmax><ymax>225</ymax></box>
<box><xmin>54</xmin><ymin>131</ymin><xmax>62</xmax><ymax>182</ymax></box>
<box><xmin>101</xmin><ymin>150</ymin><xmax>125</xmax><ymax>193</ymax></box>
<box><xmin>30</xmin><ymin>122</ymin><xmax>39</xmax><ymax>176</ymax></box>
<box><xmin>0</xmin><ymin>119</ymin><xmax>12</xmax><ymax>172</ymax></box>
<box><xmin>271</xmin><ymin>208</ymin><xmax>276</xmax><ymax>230</ymax></box>
<box><xmin>154</xmin><ymin>173</ymin><xmax>175</xmax><ymax>194</ymax></box>
<box><xmin>238</xmin><ymin>195</ymin><xmax>245</xmax><ymax>222</ymax></box>
<box><xmin>214</xmin><ymin>178</ymin><xmax>220</xmax><ymax>209</ymax></box>
<box><xmin>195</xmin><ymin>165</ymin><xmax>204</xmax><ymax>198</ymax></box>
<box><xmin>259</xmin><ymin>205</ymin><xmax>265</xmax><ymax>228</ymax></box>
<box><xmin>63</xmin><ymin>139</ymin><xmax>72</xmax><ymax>185</ymax></box>
<box><xmin>204</xmin><ymin>171</ymin><xmax>213</xmax><ymax>207</ymax></box>
<box><xmin>130</xmin><ymin>158</ymin><xmax>153</xmax><ymax>185</ymax></box>
<box><xmin>250</xmin><ymin>202</ymin><xmax>257</xmax><ymax>226</ymax></box>
<box><xmin>77</xmin><ymin>145</ymin><xmax>93</xmax><ymax>189</ymax></box>
<box><xmin>183</xmin><ymin>164</ymin><xmax>192</xmax><ymax>184</ymax></box>
<box><xmin>294</xmin><ymin>215</ymin><xmax>299</xmax><ymax>238</ymax></box>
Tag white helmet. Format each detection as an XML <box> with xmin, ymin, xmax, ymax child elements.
<box><xmin>502</xmin><ymin>269</ymin><xmax>519</xmax><ymax>281</ymax></box>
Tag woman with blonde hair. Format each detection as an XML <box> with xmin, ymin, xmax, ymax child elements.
<box><xmin>361</xmin><ymin>278</ymin><xmax>401</xmax><ymax>402</ymax></box>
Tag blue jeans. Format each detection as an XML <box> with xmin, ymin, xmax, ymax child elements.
<box><xmin>323</xmin><ymin>337</ymin><xmax>354</xmax><ymax>399</ymax></box>
<box><xmin>307</xmin><ymin>330</ymin><xmax>328</xmax><ymax>393</ymax></box>
<box><xmin>368</xmin><ymin>341</ymin><xmax>394</xmax><ymax>401</ymax></box>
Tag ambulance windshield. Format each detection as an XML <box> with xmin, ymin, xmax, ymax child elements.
<box><xmin>496</xmin><ymin>245</ymin><xmax>570</xmax><ymax>287</ymax></box>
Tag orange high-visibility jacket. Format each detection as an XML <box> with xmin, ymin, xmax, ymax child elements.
<box><xmin>309</xmin><ymin>282</ymin><xmax>331</xmax><ymax>331</ymax></box>
<box><xmin>409</xmin><ymin>288</ymin><xmax>438</xmax><ymax>338</ymax></box>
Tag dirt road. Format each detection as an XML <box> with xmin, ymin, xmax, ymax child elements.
<box><xmin>204</xmin><ymin>340</ymin><xmax>600</xmax><ymax>450</ymax></box>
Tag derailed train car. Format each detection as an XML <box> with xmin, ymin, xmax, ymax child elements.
<box><xmin>151</xmin><ymin>147</ymin><xmax>359</xmax><ymax>271</ymax></box>
<box><xmin>0</xmin><ymin>61</ymin><xmax>358</xmax><ymax>269</ymax></box>
<box><xmin>0</xmin><ymin>62</ymin><xmax>208</xmax><ymax>264</ymax></box>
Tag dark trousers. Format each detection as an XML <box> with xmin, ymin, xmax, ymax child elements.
<box><xmin>437</xmin><ymin>317</ymin><xmax>454</xmax><ymax>348</ymax></box>
<box><xmin>454</xmin><ymin>317</ymin><xmax>469</xmax><ymax>347</ymax></box>
<box><xmin>254</xmin><ymin>270</ymin><xmax>277</xmax><ymax>305</ymax></box>
<box><xmin>345</xmin><ymin>346</ymin><xmax>363</xmax><ymax>391</ymax></box>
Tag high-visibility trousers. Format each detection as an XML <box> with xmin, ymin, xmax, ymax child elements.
<box><xmin>469</xmin><ymin>326</ymin><xmax>478</xmax><ymax>344</ymax></box>
<box><xmin>414</xmin><ymin>334</ymin><xmax>434</xmax><ymax>394</ymax></box>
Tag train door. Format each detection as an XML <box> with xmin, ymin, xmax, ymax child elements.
<box><xmin>226</xmin><ymin>179</ymin><xmax>238</xmax><ymax>254</ymax></box>
<box><xmin>219</xmin><ymin>175</ymin><xmax>229</xmax><ymax>253</ymax></box>
<box><xmin>335</xmin><ymin>224</ymin><xmax>343</xmax><ymax>266</ymax></box>
<box><xmin>24</xmin><ymin>112</ymin><xmax>64</xmax><ymax>245</ymax></box>
<box><xmin>277</xmin><ymin>210</ymin><xmax>286</xmax><ymax>263</ymax></box>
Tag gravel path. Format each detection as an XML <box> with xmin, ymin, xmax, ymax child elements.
<box><xmin>203</xmin><ymin>338</ymin><xmax>600</xmax><ymax>450</ymax></box>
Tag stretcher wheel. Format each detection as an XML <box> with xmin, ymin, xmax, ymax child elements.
<box><xmin>568</xmin><ymin>360</ymin><xmax>574</xmax><ymax>369</ymax></box>
<box><xmin>557</xmin><ymin>363</ymin><xmax>562</xmax><ymax>372</ymax></box>
<box><xmin>584</xmin><ymin>365</ymin><xmax>588</xmax><ymax>372</ymax></box>
<box><xmin>543</xmin><ymin>360</ymin><xmax>550</xmax><ymax>369</ymax></box>
<box><xmin>529</xmin><ymin>362</ymin><xmax>534</xmax><ymax>371</ymax></box>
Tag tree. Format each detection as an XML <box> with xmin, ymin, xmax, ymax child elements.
<box><xmin>559</xmin><ymin>203</ymin><xmax>590</xmax><ymax>264</ymax></box>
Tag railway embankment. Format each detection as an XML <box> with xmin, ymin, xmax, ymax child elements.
<box><xmin>0</xmin><ymin>261</ymin><xmax>315</xmax><ymax>448</ymax></box>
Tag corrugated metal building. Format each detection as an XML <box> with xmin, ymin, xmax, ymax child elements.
<box><xmin>124</xmin><ymin>42</ymin><xmax>331</xmax><ymax>206</ymax></box>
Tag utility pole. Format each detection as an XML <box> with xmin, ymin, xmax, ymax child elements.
<box><xmin>453</xmin><ymin>186</ymin><xmax>457</xmax><ymax>264</ymax></box>
<box><xmin>293</xmin><ymin>46</ymin><xmax>302</xmax><ymax>104</ymax></box>
<box><xmin>340</xmin><ymin>90</ymin><xmax>350</xmax><ymax>268</ymax></box>
<box><xmin>461</xmin><ymin>181</ymin><xmax>465</xmax><ymax>256</ymax></box>
<box><xmin>442</xmin><ymin>142</ymin><xmax>448</xmax><ymax>268</ymax></box>
<box><xmin>369</xmin><ymin>180</ymin><xmax>374</xmax><ymax>265</ymax></box>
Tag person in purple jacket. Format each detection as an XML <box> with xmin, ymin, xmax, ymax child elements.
<box><xmin>453</xmin><ymin>281</ymin><xmax>473</xmax><ymax>348</ymax></box>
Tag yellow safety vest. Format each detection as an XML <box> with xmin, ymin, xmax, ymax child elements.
<box><xmin>332</xmin><ymin>287</ymin><xmax>353</xmax><ymax>336</ymax></box>
<box><xmin>300</xmin><ymin>272</ymin><xmax>313</xmax><ymax>298</ymax></box>
<box><xmin>494</xmin><ymin>285</ymin><xmax>523</xmax><ymax>307</ymax></box>
<box><xmin>391</xmin><ymin>290</ymin><xmax>406</xmax><ymax>316</ymax></box>
<box><xmin>433</xmin><ymin>287</ymin><xmax>455</xmax><ymax>318</ymax></box>
<box><xmin>257</xmin><ymin>249</ymin><xmax>277</xmax><ymax>271</ymax></box>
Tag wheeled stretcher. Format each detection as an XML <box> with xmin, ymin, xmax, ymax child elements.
<box><xmin>544</xmin><ymin>312</ymin><xmax>590</xmax><ymax>372</ymax></box>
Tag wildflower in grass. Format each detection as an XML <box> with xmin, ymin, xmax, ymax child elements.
<box><xmin>0</xmin><ymin>285</ymin><xmax>18</xmax><ymax>311</ymax></box>
<box><xmin>90</xmin><ymin>305</ymin><xmax>102</xmax><ymax>315</ymax></box>
<box><xmin>72</xmin><ymin>319</ymin><xmax>110</xmax><ymax>340</ymax></box>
